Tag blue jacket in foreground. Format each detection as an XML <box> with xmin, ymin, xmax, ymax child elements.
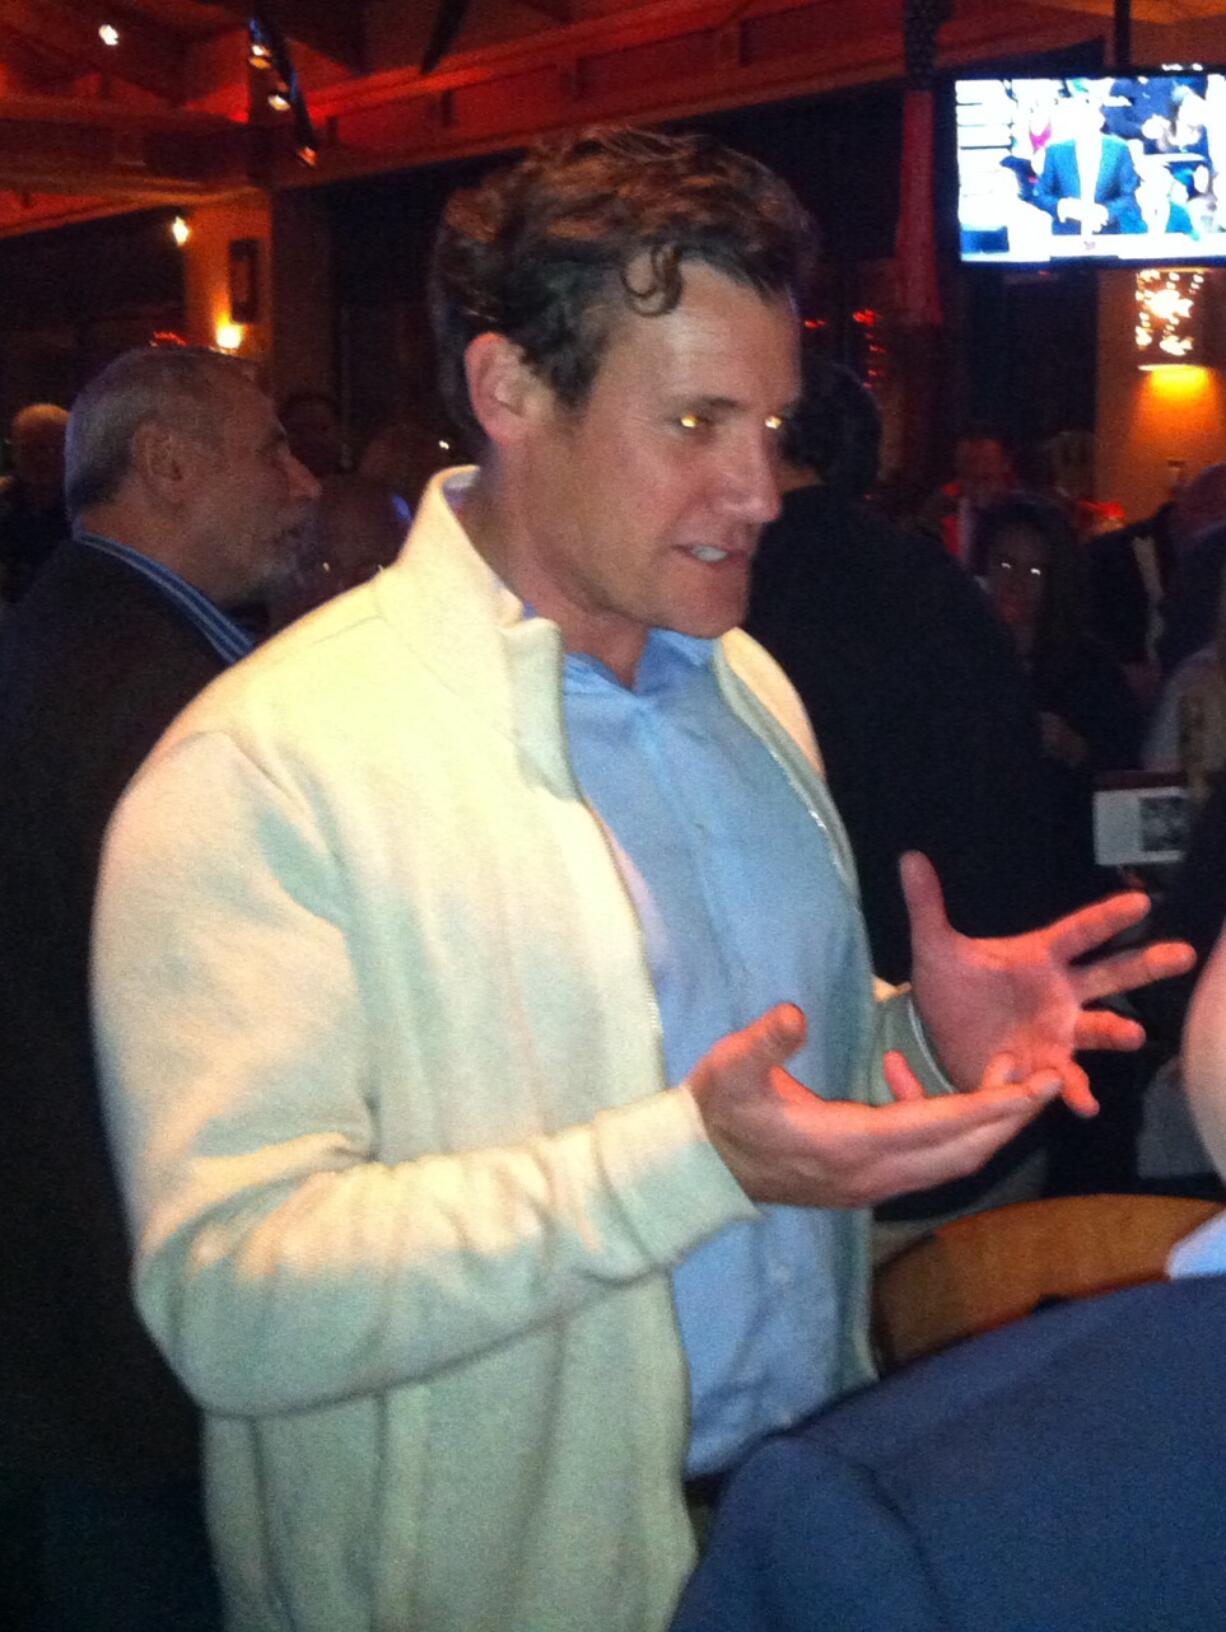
<box><xmin>670</xmin><ymin>1275</ymin><xmax>1226</xmax><ymax>1632</ymax></box>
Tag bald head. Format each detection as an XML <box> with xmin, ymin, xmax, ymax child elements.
<box><xmin>9</xmin><ymin>402</ymin><xmax>69</xmax><ymax>509</ymax></box>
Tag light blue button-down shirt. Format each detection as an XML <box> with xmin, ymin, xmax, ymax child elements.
<box><xmin>563</xmin><ymin>627</ymin><xmax>862</xmax><ymax>1476</ymax></box>
<box><xmin>1169</xmin><ymin>1211</ymin><xmax>1226</xmax><ymax>1278</ymax></box>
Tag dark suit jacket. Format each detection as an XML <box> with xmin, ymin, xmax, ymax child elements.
<box><xmin>747</xmin><ymin>486</ymin><xmax>1059</xmax><ymax>985</ymax></box>
<box><xmin>1157</xmin><ymin>519</ymin><xmax>1226</xmax><ymax>676</ymax></box>
<box><xmin>671</xmin><ymin>1275</ymin><xmax>1226</xmax><ymax>1632</ymax></box>
<box><xmin>0</xmin><ymin>541</ymin><xmax>227</xmax><ymax>1484</ymax></box>
<box><xmin>1087</xmin><ymin>505</ymin><xmax>1175</xmax><ymax>668</ymax></box>
<box><xmin>1036</xmin><ymin>136</ymin><xmax>1140</xmax><ymax>233</ymax></box>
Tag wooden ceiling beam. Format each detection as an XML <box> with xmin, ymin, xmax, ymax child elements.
<box><xmin>0</xmin><ymin>95</ymin><xmax>248</xmax><ymax>194</ymax></box>
<box><xmin>0</xmin><ymin>0</ymin><xmax>189</xmax><ymax>103</ymax></box>
<box><xmin>206</xmin><ymin>2</ymin><xmax>366</xmax><ymax>73</ymax></box>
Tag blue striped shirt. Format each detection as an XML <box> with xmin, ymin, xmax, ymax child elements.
<box><xmin>75</xmin><ymin>531</ymin><xmax>256</xmax><ymax>666</ymax></box>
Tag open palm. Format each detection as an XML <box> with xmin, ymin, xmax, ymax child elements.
<box><xmin>902</xmin><ymin>852</ymin><xmax>1196</xmax><ymax>1116</ymax></box>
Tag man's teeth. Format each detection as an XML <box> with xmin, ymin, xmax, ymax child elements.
<box><xmin>691</xmin><ymin>546</ymin><xmax>729</xmax><ymax>563</ymax></box>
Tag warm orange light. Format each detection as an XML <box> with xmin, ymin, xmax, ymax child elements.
<box><xmin>215</xmin><ymin>321</ymin><xmax>245</xmax><ymax>352</ymax></box>
<box><xmin>170</xmin><ymin>215</ymin><xmax>191</xmax><ymax>247</ymax></box>
<box><xmin>1138</xmin><ymin>364</ymin><xmax>1213</xmax><ymax>389</ymax></box>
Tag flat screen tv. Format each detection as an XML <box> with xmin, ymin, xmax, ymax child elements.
<box><xmin>955</xmin><ymin>71</ymin><xmax>1226</xmax><ymax>264</ymax></box>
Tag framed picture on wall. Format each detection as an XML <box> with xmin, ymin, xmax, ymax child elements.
<box><xmin>228</xmin><ymin>238</ymin><xmax>260</xmax><ymax>324</ymax></box>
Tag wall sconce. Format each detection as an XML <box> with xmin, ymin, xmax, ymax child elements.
<box><xmin>1135</xmin><ymin>269</ymin><xmax>1208</xmax><ymax>368</ymax></box>
<box><xmin>170</xmin><ymin>214</ymin><xmax>191</xmax><ymax>247</ymax></box>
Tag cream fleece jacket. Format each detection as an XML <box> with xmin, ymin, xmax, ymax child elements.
<box><xmin>94</xmin><ymin>470</ymin><xmax>947</xmax><ymax>1632</ymax></box>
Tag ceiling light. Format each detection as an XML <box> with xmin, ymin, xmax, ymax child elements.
<box><xmin>98</xmin><ymin>23</ymin><xmax>120</xmax><ymax>47</ymax></box>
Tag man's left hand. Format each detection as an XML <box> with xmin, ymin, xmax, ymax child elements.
<box><xmin>902</xmin><ymin>852</ymin><xmax>1196</xmax><ymax>1117</ymax></box>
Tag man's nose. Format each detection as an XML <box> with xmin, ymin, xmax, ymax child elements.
<box><xmin>720</xmin><ymin>432</ymin><xmax>783</xmax><ymax>526</ymax></box>
<box><xmin>286</xmin><ymin>453</ymin><xmax>321</xmax><ymax>504</ymax></box>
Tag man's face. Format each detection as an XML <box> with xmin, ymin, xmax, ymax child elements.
<box><xmin>185</xmin><ymin>379</ymin><xmax>319</xmax><ymax>604</ymax></box>
<box><xmin>956</xmin><ymin>438</ymin><xmax>1011</xmax><ymax>508</ymax></box>
<box><xmin>986</xmin><ymin>524</ymin><xmax>1048</xmax><ymax>638</ymax></box>
<box><xmin>1066</xmin><ymin>96</ymin><xmax>1104</xmax><ymax>140</ymax></box>
<box><xmin>503</xmin><ymin>264</ymin><xmax>800</xmax><ymax>677</ymax></box>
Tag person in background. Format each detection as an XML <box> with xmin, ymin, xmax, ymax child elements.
<box><xmin>750</xmin><ymin>362</ymin><xmax>1065</xmax><ymax>1222</ymax></box>
<box><xmin>0</xmin><ymin>347</ymin><xmax>316</xmax><ymax>1632</ymax></box>
<box><xmin>748</xmin><ymin>360</ymin><xmax>1057</xmax><ymax>985</ymax></box>
<box><xmin>0</xmin><ymin>402</ymin><xmax>70</xmax><ymax>606</ymax></box>
<box><xmin>915</xmin><ymin>430</ymin><xmax>1015</xmax><ymax>574</ymax></box>
<box><xmin>93</xmin><ymin>129</ymin><xmax>1189</xmax><ymax>1632</ymax></box>
<box><xmin>359</xmin><ymin>413</ymin><xmax>459</xmax><ymax>510</ymax></box>
<box><xmin>1144</xmin><ymin>569</ymin><xmax>1226</xmax><ymax>805</ymax></box>
<box><xmin>279</xmin><ymin>388</ymin><xmax>349</xmax><ymax>479</ymax></box>
<box><xmin>982</xmin><ymin>493</ymin><xmax>1140</xmax><ymax>906</ymax></box>
<box><xmin>1156</xmin><ymin>462</ymin><xmax>1226</xmax><ymax>677</ymax></box>
<box><xmin>268</xmin><ymin>473</ymin><xmax>411</xmax><ymax>630</ymax></box>
<box><xmin>1035</xmin><ymin>89</ymin><xmax>1141</xmax><ymax>236</ymax></box>
<box><xmin>1124</xmin><ymin>154</ymin><xmax>1196</xmax><ymax>235</ymax></box>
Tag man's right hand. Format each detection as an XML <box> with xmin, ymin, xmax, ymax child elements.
<box><xmin>687</xmin><ymin>1004</ymin><xmax>1061</xmax><ymax>1209</ymax></box>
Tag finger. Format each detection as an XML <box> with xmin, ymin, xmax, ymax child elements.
<box><xmin>882</xmin><ymin>1050</ymin><xmax>927</xmax><ymax>1102</ymax></box>
<box><xmin>899</xmin><ymin>851</ymin><xmax>953</xmax><ymax>949</ymax></box>
<box><xmin>868</xmin><ymin>1100</ymin><xmax>1049</xmax><ymax>1200</ymax></box>
<box><xmin>738</xmin><ymin>1002</ymin><xmax>807</xmax><ymax>1069</ymax></box>
<box><xmin>1073</xmin><ymin>939</ymin><xmax>1197</xmax><ymax>1004</ymax></box>
<box><xmin>1054</xmin><ymin>1059</ymin><xmax>1098</xmax><ymax>1119</ymax></box>
<box><xmin>1073</xmin><ymin>1009</ymin><xmax>1146</xmax><ymax>1052</ymax></box>
<box><xmin>1042</xmin><ymin>891</ymin><xmax>1151</xmax><ymax>962</ymax></box>
<box><xmin>866</xmin><ymin>1076</ymin><xmax>1061</xmax><ymax>1147</ymax></box>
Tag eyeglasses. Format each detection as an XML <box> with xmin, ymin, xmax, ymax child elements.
<box><xmin>990</xmin><ymin>556</ymin><xmax>1047</xmax><ymax>580</ymax></box>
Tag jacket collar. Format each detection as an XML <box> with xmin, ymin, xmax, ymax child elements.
<box><xmin>373</xmin><ymin>467</ymin><xmax>574</xmax><ymax>793</ymax></box>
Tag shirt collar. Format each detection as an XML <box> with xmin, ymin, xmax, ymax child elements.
<box><xmin>74</xmin><ymin>529</ymin><xmax>256</xmax><ymax>666</ymax></box>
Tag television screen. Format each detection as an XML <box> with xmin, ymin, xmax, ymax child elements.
<box><xmin>955</xmin><ymin>71</ymin><xmax>1226</xmax><ymax>264</ymax></box>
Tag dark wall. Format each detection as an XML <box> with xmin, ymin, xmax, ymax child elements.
<box><xmin>0</xmin><ymin>210</ymin><xmax>184</xmax><ymax>429</ymax></box>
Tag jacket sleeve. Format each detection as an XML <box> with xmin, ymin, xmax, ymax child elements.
<box><xmin>93</xmin><ymin>730</ymin><xmax>755</xmax><ymax>1419</ymax></box>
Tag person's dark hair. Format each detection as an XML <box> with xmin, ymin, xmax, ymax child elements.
<box><xmin>979</xmin><ymin>492</ymin><xmax>1088</xmax><ymax>662</ymax></box>
<box><xmin>782</xmin><ymin>356</ymin><xmax>881</xmax><ymax>499</ymax></box>
<box><xmin>65</xmin><ymin>346</ymin><xmax>247</xmax><ymax>518</ymax></box>
<box><xmin>429</xmin><ymin>125</ymin><xmax>815</xmax><ymax>444</ymax></box>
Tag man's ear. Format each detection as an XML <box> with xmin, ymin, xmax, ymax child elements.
<box><xmin>128</xmin><ymin>419</ymin><xmax>192</xmax><ymax>501</ymax></box>
<box><xmin>463</xmin><ymin>333</ymin><xmax>546</xmax><ymax>447</ymax></box>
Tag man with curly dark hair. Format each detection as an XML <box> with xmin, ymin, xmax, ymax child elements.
<box><xmin>95</xmin><ymin>129</ymin><xmax>1189</xmax><ymax>1632</ymax></box>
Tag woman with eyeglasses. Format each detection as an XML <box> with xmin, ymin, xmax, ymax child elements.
<box><xmin>981</xmin><ymin>493</ymin><xmax>1141</xmax><ymax>906</ymax></box>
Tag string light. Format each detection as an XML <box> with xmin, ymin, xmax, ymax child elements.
<box><xmin>249</xmin><ymin>40</ymin><xmax>272</xmax><ymax>69</ymax></box>
<box><xmin>1135</xmin><ymin>269</ymin><xmax>1207</xmax><ymax>367</ymax></box>
<box><xmin>170</xmin><ymin>215</ymin><xmax>191</xmax><ymax>247</ymax></box>
<box><xmin>267</xmin><ymin>89</ymin><xmax>291</xmax><ymax>112</ymax></box>
<box><xmin>98</xmin><ymin>23</ymin><xmax>120</xmax><ymax>47</ymax></box>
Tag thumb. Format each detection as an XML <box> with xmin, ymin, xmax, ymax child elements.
<box><xmin>737</xmin><ymin>1002</ymin><xmax>807</xmax><ymax>1069</ymax></box>
<box><xmin>900</xmin><ymin>851</ymin><xmax>952</xmax><ymax>950</ymax></box>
